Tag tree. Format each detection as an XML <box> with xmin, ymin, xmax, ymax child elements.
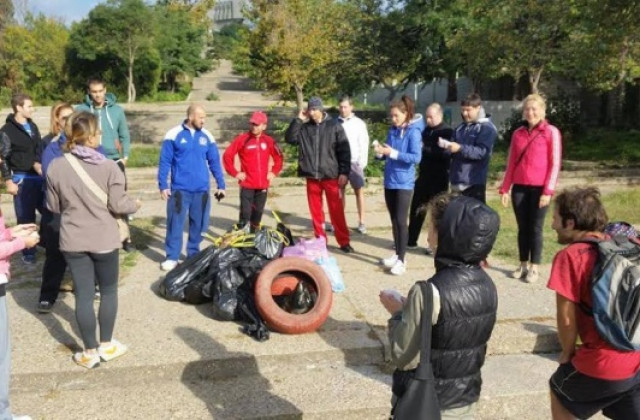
<box><xmin>563</xmin><ymin>0</ymin><xmax>640</xmax><ymax>126</ymax></box>
<box><xmin>0</xmin><ymin>0</ymin><xmax>13</xmax><ymax>31</ymax></box>
<box><xmin>67</xmin><ymin>0</ymin><xmax>156</xmax><ymax>102</ymax></box>
<box><xmin>244</xmin><ymin>0</ymin><xmax>350</xmax><ymax>111</ymax></box>
<box><xmin>0</xmin><ymin>14</ymin><xmax>69</xmax><ymax>102</ymax></box>
<box><xmin>154</xmin><ymin>5</ymin><xmax>212</xmax><ymax>92</ymax></box>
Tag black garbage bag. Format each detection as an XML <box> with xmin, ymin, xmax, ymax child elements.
<box><xmin>210</xmin><ymin>247</ymin><xmax>271</xmax><ymax>322</ymax></box>
<box><xmin>277</xmin><ymin>221</ymin><xmax>294</xmax><ymax>247</ymax></box>
<box><xmin>238</xmin><ymin>288</ymin><xmax>270</xmax><ymax>342</ymax></box>
<box><xmin>211</xmin><ymin>266</ymin><xmax>245</xmax><ymax>321</ymax></box>
<box><xmin>254</xmin><ymin>227</ymin><xmax>285</xmax><ymax>259</ymax></box>
<box><xmin>183</xmin><ymin>278</ymin><xmax>212</xmax><ymax>305</ymax></box>
<box><xmin>158</xmin><ymin>246</ymin><xmax>217</xmax><ymax>302</ymax></box>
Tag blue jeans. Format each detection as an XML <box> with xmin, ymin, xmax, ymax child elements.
<box><xmin>0</xmin><ymin>296</ymin><xmax>12</xmax><ymax>419</ymax></box>
<box><xmin>13</xmin><ymin>174</ymin><xmax>43</xmax><ymax>257</ymax></box>
<box><xmin>165</xmin><ymin>190</ymin><xmax>211</xmax><ymax>261</ymax></box>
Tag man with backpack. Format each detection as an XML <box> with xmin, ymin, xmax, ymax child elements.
<box><xmin>547</xmin><ymin>187</ymin><xmax>640</xmax><ymax>420</ymax></box>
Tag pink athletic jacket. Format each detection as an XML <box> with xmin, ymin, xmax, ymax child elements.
<box><xmin>499</xmin><ymin>120</ymin><xmax>562</xmax><ymax>196</ymax></box>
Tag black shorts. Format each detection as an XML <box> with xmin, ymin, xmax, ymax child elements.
<box><xmin>550</xmin><ymin>362</ymin><xmax>640</xmax><ymax>419</ymax></box>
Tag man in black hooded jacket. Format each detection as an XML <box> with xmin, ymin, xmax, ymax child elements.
<box><xmin>381</xmin><ymin>194</ymin><xmax>499</xmax><ymax>417</ymax></box>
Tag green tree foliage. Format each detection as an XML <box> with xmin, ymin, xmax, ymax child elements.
<box><xmin>154</xmin><ymin>5</ymin><xmax>212</xmax><ymax>92</ymax></box>
<box><xmin>244</xmin><ymin>0</ymin><xmax>350</xmax><ymax>111</ymax></box>
<box><xmin>67</xmin><ymin>0</ymin><xmax>157</xmax><ymax>103</ymax></box>
<box><xmin>0</xmin><ymin>14</ymin><xmax>69</xmax><ymax>103</ymax></box>
<box><xmin>0</xmin><ymin>0</ymin><xmax>13</xmax><ymax>31</ymax></box>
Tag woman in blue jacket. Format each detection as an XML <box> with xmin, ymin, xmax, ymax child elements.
<box><xmin>374</xmin><ymin>95</ymin><xmax>423</xmax><ymax>275</ymax></box>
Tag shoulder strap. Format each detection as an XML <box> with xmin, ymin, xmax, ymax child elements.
<box><xmin>63</xmin><ymin>153</ymin><xmax>108</xmax><ymax>206</ymax></box>
<box><xmin>414</xmin><ymin>281</ymin><xmax>435</xmax><ymax>379</ymax></box>
<box><xmin>514</xmin><ymin>130</ymin><xmax>543</xmax><ymax>169</ymax></box>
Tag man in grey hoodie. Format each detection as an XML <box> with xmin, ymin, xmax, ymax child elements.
<box><xmin>76</xmin><ymin>77</ymin><xmax>133</xmax><ymax>250</ymax></box>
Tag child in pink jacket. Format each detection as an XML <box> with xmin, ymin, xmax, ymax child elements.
<box><xmin>0</xmin><ymin>214</ymin><xmax>39</xmax><ymax>420</ymax></box>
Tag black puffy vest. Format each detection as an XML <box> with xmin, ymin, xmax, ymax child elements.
<box><xmin>430</xmin><ymin>196</ymin><xmax>500</xmax><ymax>409</ymax></box>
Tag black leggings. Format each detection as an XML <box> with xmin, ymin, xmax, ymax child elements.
<box><xmin>407</xmin><ymin>174</ymin><xmax>448</xmax><ymax>246</ymax></box>
<box><xmin>385</xmin><ymin>189</ymin><xmax>413</xmax><ymax>262</ymax></box>
<box><xmin>511</xmin><ymin>185</ymin><xmax>548</xmax><ymax>264</ymax></box>
<box><xmin>64</xmin><ymin>250</ymin><xmax>119</xmax><ymax>350</ymax></box>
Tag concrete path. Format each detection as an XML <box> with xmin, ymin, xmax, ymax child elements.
<box><xmin>2</xmin><ymin>166</ymin><xmax>624</xmax><ymax>419</ymax></box>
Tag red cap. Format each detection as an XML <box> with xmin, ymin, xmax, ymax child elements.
<box><xmin>249</xmin><ymin>111</ymin><xmax>268</xmax><ymax>125</ymax></box>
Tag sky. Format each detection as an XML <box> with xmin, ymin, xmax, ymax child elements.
<box><xmin>27</xmin><ymin>0</ymin><xmax>156</xmax><ymax>25</ymax></box>
<box><xmin>27</xmin><ymin>0</ymin><xmax>105</xmax><ymax>24</ymax></box>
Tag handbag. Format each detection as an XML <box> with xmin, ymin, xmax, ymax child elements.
<box><xmin>392</xmin><ymin>281</ymin><xmax>441</xmax><ymax>420</ymax></box>
<box><xmin>63</xmin><ymin>153</ymin><xmax>130</xmax><ymax>242</ymax></box>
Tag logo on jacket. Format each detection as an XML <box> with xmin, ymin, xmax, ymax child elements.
<box><xmin>261</xmin><ymin>142</ymin><xmax>267</xmax><ymax>150</ymax></box>
<box><xmin>180</xmin><ymin>138</ymin><xmax>188</xmax><ymax>144</ymax></box>
<box><xmin>199</xmin><ymin>137</ymin><xmax>207</xmax><ymax>146</ymax></box>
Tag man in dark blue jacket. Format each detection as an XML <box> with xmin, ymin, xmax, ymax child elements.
<box><xmin>445</xmin><ymin>93</ymin><xmax>497</xmax><ymax>204</ymax></box>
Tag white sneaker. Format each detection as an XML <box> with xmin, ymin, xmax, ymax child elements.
<box><xmin>357</xmin><ymin>224</ymin><xmax>367</xmax><ymax>234</ymax></box>
<box><xmin>390</xmin><ymin>260</ymin><xmax>406</xmax><ymax>276</ymax></box>
<box><xmin>381</xmin><ymin>254</ymin><xmax>398</xmax><ymax>268</ymax></box>
<box><xmin>12</xmin><ymin>415</ymin><xmax>33</xmax><ymax>420</ymax></box>
<box><xmin>99</xmin><ymin>339</ymin><xmax>128</xmax><ymax>362</ymax></box>
<box><xmin>160</xmin><ymin>260</ymin><xmax>178</xmax><ymax>271</ymax></box>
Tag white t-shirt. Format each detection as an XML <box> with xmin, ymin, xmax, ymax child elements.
<box><xmin>339</xmin><ymin>114</ymin><xmax>369</xmax><ymax>168</ymax></box>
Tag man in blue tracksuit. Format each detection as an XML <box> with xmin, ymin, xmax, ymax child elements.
<box><xmin>444</xmin><ymin>93</ymin><xmax>497</xmax><ymax>204</ymax></box>
<box><xmin>157</xmin><ymin>105</ymin><xmax>226</xmax><ymax>271</ymax></box>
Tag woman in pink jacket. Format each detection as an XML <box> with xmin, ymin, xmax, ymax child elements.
<box><xmin>0</xmin><ymin>213</ymin><xmax>39</xmax><ymax>419</ymax></box>
<box><xmin>499</xmin><ymin>94</ymin><xmax>562</xmax><ymax>283</ymax></box>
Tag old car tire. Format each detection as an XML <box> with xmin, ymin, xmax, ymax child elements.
<box><xmin>255</xmin><ymin>257</ymin><xmax>333</xmax><ymax>334</ymax></box>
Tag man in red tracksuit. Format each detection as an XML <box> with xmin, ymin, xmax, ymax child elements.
<box><xmin>285</xmin><ymin>97</ymin><xmax>354</xmax><ymax>253</ymax></box>
<box><xmin>223</xmin><ymin>111</ymin><xmax>283</xmax><ymax>231</ymax></box>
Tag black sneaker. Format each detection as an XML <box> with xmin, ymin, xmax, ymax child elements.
<box><xmin>122</xmin><ymin>241</ymin><xmax>134</xmax><ymax>253</ymax></box>
<box><xmin>340</xmin><ymin>244</ymin><xmax>354</xmax><ymax>253</ymax></box>
<box><xmin>37</xmin><ymin>301</ymin><xmax>54</xmax><ymax>314</ymax></box>
<box><xmin>424</xmin><ymin>247</ymin><xmax>433</xmax><ymax>255</ymax></box>
<box><xmin>407</xmin><ymin>243</ymin><xmax>418</xmax><ymax>250</ymax></box>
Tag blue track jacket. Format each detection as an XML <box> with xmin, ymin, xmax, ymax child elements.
<box><xmin>157</xmin><ymin>123</ymin><xmax>225</xmax><ymax>193</ymax></box>
<box><xmin>383</xmin><ymin>115</ymin><xmax>424</xmax><ymax>189</ymax></box>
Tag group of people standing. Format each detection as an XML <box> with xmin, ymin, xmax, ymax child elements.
<box><xmin>0</xmin><ymin>78</ymin><xmax>139</xmax><ymax>418</ymax></box>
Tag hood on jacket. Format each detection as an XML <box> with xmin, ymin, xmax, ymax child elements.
<box><xmin>408</xmin><ymin>114</ymin><xmax>425</xmax><ymax>132</ymax></box>
<box><xmin>435</xmin><ymin>195</ymin><xmax>500</xmax><ymax>265</ymax></box>
<box><xmin>83</xmin><ymin>92</ymin><xmax>118</xmax><ymax>108</ymax></box>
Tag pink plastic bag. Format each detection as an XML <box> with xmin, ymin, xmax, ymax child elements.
<box><xmin>282</xmin><ymin>237</ymin><xmax>329</xmax><ymax>261</ymax></box>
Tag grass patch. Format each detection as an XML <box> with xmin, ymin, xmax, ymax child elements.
<box><xmin>487</xmin><ymin>188</ymin><xmax>640</xmax><ymax>265</ymax></box>
<box><xmin>563</xmin><ymin>128</ymin><xmax>640</xmax><ymax>165</ymax></box>
<box><xmin>128</xmin><ymin>144</ymin><xmax>160</xmax><ymax>168</ymax></box>
<box><xmin>206</xmin><ymin>92</ymin><xmax>220</xmax><ymax>101</ymax></box>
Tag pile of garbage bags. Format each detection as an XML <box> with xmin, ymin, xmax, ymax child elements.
<box><xmin>159</xmin><ymin>227</ymin><xmax>287</xmax><ymax>341</ymax></box>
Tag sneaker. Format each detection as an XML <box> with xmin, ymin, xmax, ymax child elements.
<box><xmin>381</xmin><ymin>254</ymin><xmax>398</xmax><ymax>268</ymax></box>
<box><xmin>122</xmin><ymin>240</ymin><xmax>135</xmax><ymax>253</ymax></box>
<box><xmin>424</xmin><ymin>247</ymin><xmax>433</xmax><ymax>255</ymax></box>
<box><xmin>357</xmin><ymin>224</ymin><xmax>367</xmax><ymax>234</ymax></box>
<box><xmin>160</xmin><ymin>259</ymin><xmax>178</xmax><ymax>271</ymax></box>
<box><xmin>407</xmin><ymin>243</ymin><xmax>418</xmax><ymax>250</ymax></box>
<box><xmin>98</xmin><ymin>339</ymin><xmax>128</xmax><ymax>362</ymax></box>
<box><xmin>525</xmin><ymin>269</ymin><xmax>539</xmax><ymax>283</ymax></box>
<box><xmin>340</xmin><ymin>244</ymin><xmax>354</xmax><ymax>253</ymax></box>
<box><xmin>94</xmin><ymin>286</ymin><xmax>101</xmax><ymax>301</ymax></box>
<box><xmin>21</xmin><ymin>254</ymin><xmax>36</xmax><ymax>265</ymax></box>
<box><xmin>36</xmin><ymin>300</ymin><xmax>54</xmax><ymax>314</ymax></box>
<box><xmin>12</xmin><ymin>415</ymin><xmax>33</xmax><ymax>420</ymax></box>
<box><xmin>73</xmin><ymin>351</ymin><xmax>100</xmax><ymax>369</ymax></box>
<box><xmin>390</xmin><ymin>260</ymin><xmax>406</xmax><ymax>276</ymax></box>
<box><xmin>324</xmin><ymin>222</ymin><xmax>334</xmax><ymax>233</ymax></box>
<box><xmin>511</xmin><ymin>265</ymin><xmax>528</xmax><ymax>279</ymax></box>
